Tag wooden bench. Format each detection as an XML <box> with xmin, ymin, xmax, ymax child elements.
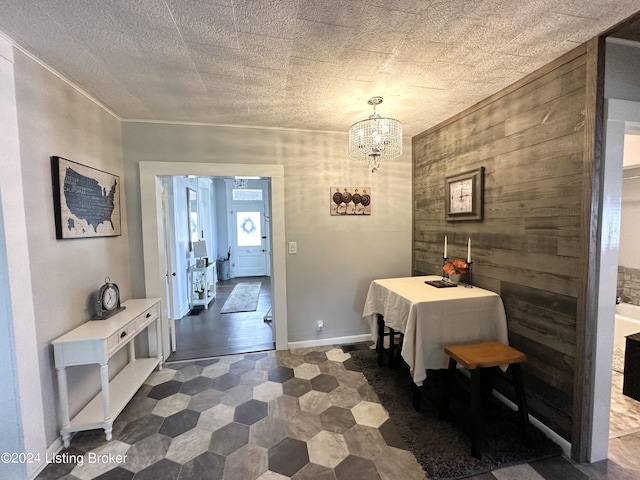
<box><xmin>440</xmin><ymin>340</ymin><xmax>531</xmax><ymax>459</ymax></box>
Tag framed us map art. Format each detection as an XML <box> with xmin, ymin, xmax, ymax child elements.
<box><xmin>445</xmin><ymin>167</ymin><xmax>484</xmax><ymax>222</ymax></box>
<box><xmin>51</xmin><ymin>156</ymin><xmax>122</xmax><ymax>239</ymax></box>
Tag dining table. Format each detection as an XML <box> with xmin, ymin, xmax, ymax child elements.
<box><xmin>362</xmin><ymin>275</ymin><xmax>509</xmax><ymax>402</ymax></box>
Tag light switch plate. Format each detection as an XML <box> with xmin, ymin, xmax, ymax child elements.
<box><xmin>288</xmin><ymin>242</ymin><xmax>297</xmax><ymax>254</ymax></box>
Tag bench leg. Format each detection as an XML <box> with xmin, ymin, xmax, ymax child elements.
<box><xmin>470</xmin><ymin>369</ymin><xmax>483</xmax><ymax>459</ymax></box>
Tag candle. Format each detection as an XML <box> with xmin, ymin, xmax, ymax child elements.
<box><xmin>467</xmin><ymin>237</ymin><xmax>471</xmax><ymax>263</ymax></box>
<box><xmin>444</xmin><ymin>235</ymin><xmax>448</xmax><ymax>258</ymax></box>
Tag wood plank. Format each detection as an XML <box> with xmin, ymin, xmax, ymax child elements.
<box><xmin>412</xmin><ymin>41</ymin><xmax>595</xmax><ymax>455</ymax></box>
<box><xmin>412</xmin><ymin>45</ymin><xmax>586</xmax><ymax>141</ymax></box>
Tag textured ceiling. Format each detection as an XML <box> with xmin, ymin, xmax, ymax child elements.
<box><xmin>1</xmin><ymin>0</ymin><xmax>640</xmax><ymax>136</ymax></box>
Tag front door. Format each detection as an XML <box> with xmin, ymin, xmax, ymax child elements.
<box><xmin>233</xmin><ymin>204</ymin><xmax>267</xmax><ymax>277</ymax></box>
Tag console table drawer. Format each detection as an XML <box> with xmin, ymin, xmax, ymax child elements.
<box><xmin>107</xmin><ymin>324</ymin><xmax>134</xmax><ymax>354</ymax></box>
<box><xmin>136</xmin><ymin>304</ymin><xmax>159</xmax><ymax>330</ymax></box>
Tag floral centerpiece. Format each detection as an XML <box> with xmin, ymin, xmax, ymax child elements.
<box><xmin>443</xmin><ymin>259</ymin><xmax>468</xmax><ymax>276</ymax></box>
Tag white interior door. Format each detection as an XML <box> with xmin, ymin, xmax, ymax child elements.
<box><xmin>161</xmin><ymin>186</ymin><xmax>177</xmax><ymax>351</ymax></box>
<box><xmin>233</xmin><ymin>204</ymin><xmax>267</xmax><ymax>277</ymax></box>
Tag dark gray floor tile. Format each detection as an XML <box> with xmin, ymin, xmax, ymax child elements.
<box><xmin>268</xmin><ymin>437</ymin><xmax>310</xmax><ymax>477</ymax></box>
<box><xmin>304</xmin><ymin>351</ymin><xmax>328</xmax><ymax>364</ymax></box>
<box><xmin>194</xmin><ymin>358</ymin><xmax>220</xmax><ymax>367</ymax></box>
<box><xmin>320</xmin><ymin>406</ymin><xmax>356</xmax><ymax>433</ymax></box>
<box><xmin>311</xmin><ymin>374</ymin><xmax>339</xmax><ymax>393</ymax></box>
<box><xmin>292</xmin><ymin>462</ymin><xmax>337</xmax><ymax>480</ymax></box>
<box><xmin>178</xmin><ymin>451</ymin><xmax>225</xmax><ymax>480</ymax></box>
<box><xmin>268</xmin><ymin>365</ymin><xmax>295</xmax><ymax>383</ymax></box>
<box><xmin>117</xmin><ymin>414</ymin><xmax>164</xmax><ymax>444</ymax></box>
<box><xmin>92</xmin><ymin>467</ymin><xmax>134</xmax><ymax>480</ymax></box>
<box><xmin>210</xmin><ymin>373</ymin><xmax>241</xmax><ymax>391</ymax></box>
<box><xmin>245</xmin><ymin>352</ymin><xmax>269</xmax><ymax>361</ymax></box>
<box><xmin>35</xmin><ymin>448</ymin><xmax>84</xmax><ymax>479</ymax></box>
<box><xmin>132</xmin><ymin>459</ymin><xmax>181</xmax><ymax>480</ymax></box>
<box><xmin>210</xmin><ymin>422</ymin><xmax>250</xmax><ymax>456</ymax></box>
<box><xmin>335</xmin><ymin>455</ymin><xmax>381</xmax><ymax>480</ymax></box>
<box><xmin>234</xmin><ymin>399</ymin><xmax>268</xmax><ymax>425</ymax></box>
<box><xmin>179</xmin><ymin>376</ymin><xmax>213</xmax><ymax>395</ymax></box>
<box><xmin>283</xmin><ymin>377</ymin><xmax>312</xmax><ymax>397</ymax></box>
<box><xmin>158</xmin><ymin>409</ymin><xmax>200</xmax><ymax>438</ymax></box>
<box><xmin>377</xmin><ymin>418</ymin><xmax>407</xmax><ymax>450</ymax></box>
<box><xmin>148</xmin><ymin>380</ymin><xmax>183</xmax><ymax>400</ymax></box>
<box><xmin>228</xmin><ymin>358</ymin><xmax>256</xmax><ymax>375</ymax></box>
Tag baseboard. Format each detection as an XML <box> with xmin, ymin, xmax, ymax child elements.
<box><xmin>28</xmin><ymin>437</ymin><xmax>64</xmax><ymax>479</ymax></box>
<box><xmin>288</xmin><ymin>333</ymin><xmax>372</xmax><ymax>350</ymax></box>
<box><xmin>493</xmin><ymin>390</ymin><xmax>571</xmax><ymax>457</ymax></box>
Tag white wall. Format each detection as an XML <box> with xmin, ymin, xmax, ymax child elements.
<box><xmin>13</xmin><ymin>49</ymin><xmax>131</xmax><ymax>447</ymax></box>
<box><xmin>0</xmin><ymin>37</ymin><xmax>46</xmax><ymax>479</ymax></box>
<box><xmin>122</xmin><ymin>123</ymin><xmax>412</xmax><ymax>343</ymax></box>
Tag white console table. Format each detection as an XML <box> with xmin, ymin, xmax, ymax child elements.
<box><xmin>52</xmin><ymin>298</ymin><xmax>163</xmax><ymax>447</ymax></box>
<box><xmin>188</xmin><ymin>263</ymin><xmax>216</xmax><ymax>310</ymax></box>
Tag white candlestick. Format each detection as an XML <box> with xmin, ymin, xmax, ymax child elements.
<box><xmin>444</xmin><ymin>235</ymin><xmax>448</xmax><ymax>258</ymax></box>
<box><xmin>467</xmin><ymin>238</ymin><xmax>471</xmax><ymax>263</ymax></box>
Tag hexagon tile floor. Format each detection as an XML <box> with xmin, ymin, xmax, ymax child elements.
<box><xmin>37</xmin><ymin>346</ymin><xmax>426</xmax><ymax>480</ymax></box>
<box><xmin>36</xmin><ymin>345</ymin><xmax>640</xmax><ymax>480</ymax></box>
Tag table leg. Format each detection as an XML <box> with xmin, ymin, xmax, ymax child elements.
<box><xmin>412</xmin><ymin>383</ymin><xmax>422</xmax><ymax>411</ymax></box>
<box><xmin>389</xmin><ymin>328</ymin><xmax>396</xmax><ymax>367</ymax></box>
<box><xmin>376</xmin><ymin>314</ymin><xmax>384</xmax><ymax>367</ymax></box>
<box><xmin>56</xmin><ymin>366</ymin><xmax>71</xmax><ymax>448</ymax></box>
<box><xmin>100</xmin><ymin>363</ymin><xmax>112</xmax><ymax>441</ymax></box>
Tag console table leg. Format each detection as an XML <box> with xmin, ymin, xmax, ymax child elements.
<box><xmin>56</xmin><ymin>366</ymin><xmax>71</xmax><ymax>448</ymax></box>
<box><xmin>100</xmin><ymin>363</ymin><xmax>112</xmax><ymax>440</ymax></box>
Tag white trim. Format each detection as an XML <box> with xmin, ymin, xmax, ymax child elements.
<box><xmin>139</xmin><ymin>162</ymin><xmax>288</xmax><ymax>357</ymax></box>
<box><xmin>0</xmin><ymin>29</ymin><xmax>120</xmax><ymax>121</ymax></box>
<box><xmin>587</xmin><ymin>98</ymin><xmax>640</xmax><ymax>461</ymax></box>
<box><xmin>29</xmin><ymin>437</ymin><xmax>65</xmax><ymax>480</ymax></box>
<box><xmin>288</xmin><ymin>334</ymin><xmax>373</xmax><ymax>350</ymax></box>
<box><xmin>492</xmin><ymin>390</ymin><xmax>571</xmax><ymax>457</ymax></box>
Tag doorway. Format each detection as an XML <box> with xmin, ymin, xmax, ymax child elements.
<box><xmin>139</xmin><ymin>162</ymin><xmax>288</xmax><ymax>364</ymax></box>
<box><xmin>164</xmin><ymin>176</ymin><xmax>274</xmax><ymax>360</ymax></box>
<box><xmin>589</xmin><ymin>99</ymin><xmax>640</xmax><ymax>461</ymax></box>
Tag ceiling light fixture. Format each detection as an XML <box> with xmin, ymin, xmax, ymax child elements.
<box><xmin>348</xmin><ymin>96</ymin><xmax>402</xmax><ymax>173</ymax></box>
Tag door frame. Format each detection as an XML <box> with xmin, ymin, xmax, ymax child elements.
<box><xmin>587</xmin><ymin>99</ymin><xmax>639</xmax><ymax>461</ymax></box>
<box><xmin>139</xmin><ymin>162</ymin><xmax>288</xmax><ymax>360</ymax></box>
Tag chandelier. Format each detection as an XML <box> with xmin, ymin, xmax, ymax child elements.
<box><xmin>348</xmin><ymin>96</ymin><xmax>402</xmax><ymax>173</ymax></box>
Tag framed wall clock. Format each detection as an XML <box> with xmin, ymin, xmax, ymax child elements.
<box><xmin>445</xmin><ymin>167</ymin><xmax>485</xmax><ymax>221</ymax></box>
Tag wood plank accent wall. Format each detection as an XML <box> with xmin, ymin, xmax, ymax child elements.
<box><xmin>412</xmin><ymin>45</ymin><xmax>593</xmax><ymax>443</ymax></box>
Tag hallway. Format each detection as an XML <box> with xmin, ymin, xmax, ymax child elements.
<box><xmin>167</xmin><ymin>277</ymin><xmax>274</xmax><ymax>362</ymax></box>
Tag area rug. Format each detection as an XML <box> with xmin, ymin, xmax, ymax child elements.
<box><xmin>219</xmin><ymin>282</ymin><xmax>261</xmax><ymax>313</ymax></box>
<box><xmin>347</xmin><ymin>348</ymin><xmax>561</xmax><ymax>480</ymax></box>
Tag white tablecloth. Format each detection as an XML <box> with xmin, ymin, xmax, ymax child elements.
<box><xmin>362</xmin><ymin>275</ymin><xmax>509</xmax><ymax>385</ymax></box>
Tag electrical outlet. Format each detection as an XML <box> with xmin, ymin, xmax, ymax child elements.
<box><xmin>316</xmin><ymin>319</ymin><xmax>323</xmax><ymax>331</ymax></box>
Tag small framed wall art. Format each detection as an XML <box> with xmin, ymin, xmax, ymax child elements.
<box><xmin>331</xmin><ymin>187</ymin><xmax>371</xmax><ymax>215</ymax></box>
<box><xmin>445</xmin><ymin>167</ymin><xmax>484</xmax><ymax>222</ymax></box>
<box><xmin>51</xmin><ymin>156</ymin><xmax>122</xmax><ymax>239</ymax></box>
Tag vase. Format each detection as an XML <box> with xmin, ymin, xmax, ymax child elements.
<box><xmin>449</xmin><ymin>273</ymin><xmax>461</xmax><ymax>284</ymax></box>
